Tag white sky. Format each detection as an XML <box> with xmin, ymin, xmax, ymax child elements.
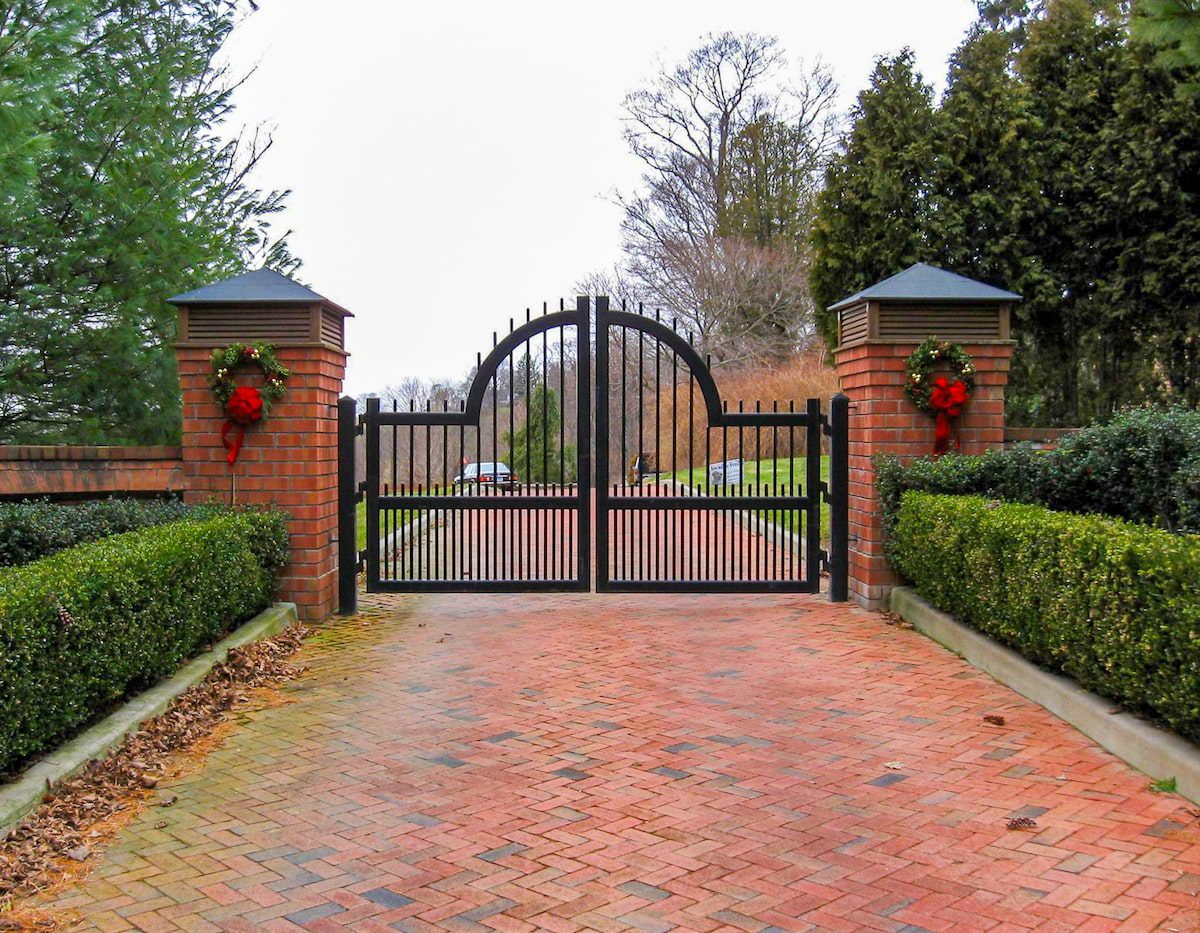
<box><xmin>220</xmin><ymin>0</ymin><xmax>979</xmax><ymax>396</ymax></box>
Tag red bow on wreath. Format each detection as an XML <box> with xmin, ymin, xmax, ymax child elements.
<box><xmin>929</xmin><ymin>376</ymin><xmax>969</xmax><ymax>455</ymax></box>
<box><xmin>221</xmin><ymin>385</ymin><xmax>264</xmax><ymax>464</ymax></box>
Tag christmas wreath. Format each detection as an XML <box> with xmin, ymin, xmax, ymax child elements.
<box><xmin>209</xmin><ymin>342</ymin><xmax>290</xmax><ymax>464</ymax></box>
<box><xmin>904</xmin><ymin>337</ymin><xmax>976</xmax><ymax>455</ymax></box>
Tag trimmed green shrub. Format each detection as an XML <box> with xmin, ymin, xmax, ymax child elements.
<box><xmin>877</xmin><ymin>407</ymin><xmax>1200</xmax><ymax>549</ymax></box>
<box><xmin>893</xmin><ymin>492</ymin><xmax>1200</xmax><ymax>740</ymax></box>
<box><xmin>0</xmin><ymin>510</ymin><xmax>288</xmax><ymax>774</ymax></box>
<box><xmin>1177</xmin><ymin>451</ymin><xmax>1200</xmax><ymax>534</ymax></box>
<box><xmin>0</xmin><ymin>498</ymin><xmax>223</xmax><ymax>567</ymax></box>
<box><xmin>1047</xmin><ymin>407</ymin><xmax>1200</xmax><ymax>531</ymax></box>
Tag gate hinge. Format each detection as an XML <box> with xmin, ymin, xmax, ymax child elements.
<box><xmin>356</xmin><ymin>415</ymin><xmax>366</xmax><ymax>436</ymax></box>
<box><xmin>356</xmin><ymin>481</ymin><xmax>367</xmax><ymax>502</ymax></box>
<box><xmin>819</xmin><ymin>480</ymin><xmax>830</xmax><ymax>503</ymax></box>
<box><xmin>820</xmin><ymin>413</ymin><xmax>832</xmax><ymax>437</ymax></box>
<box><xmin>819</xmin><ymin>548</ymin><xmax>831</xmax><ymax>573</ymax></box>
<box><xmin>357</xmin><ymin>548</ymin><xmax>367</xmax><ymax>570</ymax></box>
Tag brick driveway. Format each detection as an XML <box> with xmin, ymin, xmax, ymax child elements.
<box><xmin>44</xmin><ymin>592</ymin><xmax>1200</xmax><ymax>931</ymax></box>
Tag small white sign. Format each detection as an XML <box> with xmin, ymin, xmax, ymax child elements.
<box><xmin>708</xmin><ymin>458</ymin><xmax>743</xmax><ymax>487</ymax></box>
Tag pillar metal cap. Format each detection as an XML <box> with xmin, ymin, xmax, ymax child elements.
<box><xmin>828</xmin><ymin>263</ymin><xmax>1020</xmax><ymax>312</ymax></box>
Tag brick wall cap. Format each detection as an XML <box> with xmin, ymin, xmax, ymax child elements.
<box><xmin>0</xmin><ymin>445</ymin><xmax>183</xmax><ymax>461</ymax></box>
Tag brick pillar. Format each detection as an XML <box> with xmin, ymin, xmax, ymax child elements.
<box><xmin>828</xmin><ymin>264</ymin><xmax>1019</xmax><ymax>610</ymax></box>
<box><xmin>170</xmin><ymin>269</ymin><xmax>353</xmax><ymax>622</ymax></box>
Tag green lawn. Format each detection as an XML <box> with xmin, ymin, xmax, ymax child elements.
<box><xmin>354</xmin><ymin>486</ymin><xmax>452</xmax><ymax>551</ymax></box>
<box><xmin>353</xmin><ymin>455</ymin><xmax>833</xmax><ymax>552</ymax></box>
<box><xmin>672</xmin><ymin>456</ymin><xmax>831</xmax><ymax>539</ymax></box>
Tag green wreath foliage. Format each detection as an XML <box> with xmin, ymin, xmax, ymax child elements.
<box><xmin>209</xmin><ymin>342</ymin><xmax>290</xmax><ymax>410</ymax></box>
<box><xmin>903</xmin><ymin>337</ymin><xmax>976</xmax><ymax>415</ymax></box>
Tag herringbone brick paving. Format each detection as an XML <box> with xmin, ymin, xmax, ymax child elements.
<box><xmin>39</xmin><ymin>592</ymin><xmax>1200</xmax><ymax>931</ymax></box>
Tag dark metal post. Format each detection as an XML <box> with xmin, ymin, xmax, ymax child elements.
<box><xmin>829</xmin><ymin>392</ymin><xmax>850</xmax><ymax>602</ymax></box>
<box><xmin>365</xmin><ymin>396</ymin><xmax>381</xmax><ymax>592</ymax></box>
<box><xmin>337</xmin><ymin>396</ymin><xmax>358</xmax><ymax>614</ymax></box>
<box><xmin>575</xmin><ymin>297</ymin><xmax>592</xmax><ymax>590</ymax></box>
<box><xmin>805</xmin><ymin>399</ymin><xmax>822</xmax><ymax>593</ymax></box>
<box><xmin>594</xmin><ymin>297</ymin><xmax>609</xmax><ymax>591</ymax></box>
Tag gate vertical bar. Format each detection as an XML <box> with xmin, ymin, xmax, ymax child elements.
<box><xmin>337</xmin><ymin>395</ymin><xmax>358</xmax><ymax>614</ymax></box>
<box><xmin>805</xmin><ymin>398</ymin><xmax>822</xmax><ymax>593</ymax></box>
<box><xmin>594</xmin><ymin>297</ymin><xmax>610</xmax><ymax>591</ymax></box>
<box><xmin>829</xmin><ymin>392</ymin><xmax>850</xmax><ymax>602</ymax></box>
<box><xmin>364</xmin><ymin>396</ymin><xmax>381</xmax><ymax>591</ymax></box>
<box><xmin>575</xmin><ymin>296</ymin><xmax>592</xmax><ymax>590</ymax></box>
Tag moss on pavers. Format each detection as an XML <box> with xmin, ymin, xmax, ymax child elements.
<box><xmin>0</xmin><ymin>602</ymin><xmax>298</xmax><ymax>838</ymax></box>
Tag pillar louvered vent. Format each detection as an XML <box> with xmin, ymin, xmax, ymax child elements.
<box><xmin>169</xmin><ymin>268</ymin><xmax>352</xmax><ymax>352</ymax></box>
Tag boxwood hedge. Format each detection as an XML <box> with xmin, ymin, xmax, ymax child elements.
<box><xmin>0</xmin><ymin>510</ymin><xmax>288</xmax><ymax>774</ymax></box>
<box><xmin>892</xmin><ymin>492</ymin><xmax>1200</xmax><ymax>740</ymax></box>
<box><xmin>876</xmin><ymin>407</ymin><xmax>1200</xmax><ymax>552</ymax></box>
<box><xmin>0</xmin><ymin>498</ymin><xmax>221</xmax><ymax>568</ymax></box>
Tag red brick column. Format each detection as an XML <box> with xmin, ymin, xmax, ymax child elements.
<box><xmin>834</xmin><ymin>341</ymin><xmax>1014</xmax><ymax>609</ymax></box>
<box><xmin>177</xmin><ymin>346</ymin><xmax>347</xmax><ymax>621</ymax></box>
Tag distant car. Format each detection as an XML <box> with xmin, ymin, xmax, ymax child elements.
<box><xmin>453</xmin><ymin>461</ymin><xmax>518</xmax><ymax>490</ymax></box>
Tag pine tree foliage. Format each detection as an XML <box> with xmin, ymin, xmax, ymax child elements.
<box><xmin>505</xmin><ymin>383</ymin><xmax>575</xmax><ymax>484</ymax></box>
<box><xmin>811</xmin><ymin>0</ymin><xmax>1200</xmax><ymax>424</ymax></box>
<box><xmin>1133</xmin><ymin>0</ymin><xmax>1200</xmax><ymax>94</ymax></box>
<box><xmin>0</xmin><ymin>0</ymin><xmax>298</xmax><ymax>444</ymax></box>
<box><xmin>809</xmin><ymin>50</ymin><xmax>935</xmax><ymax>346</ymax></box>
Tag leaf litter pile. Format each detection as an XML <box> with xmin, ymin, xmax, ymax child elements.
<box><xmin>0</xmin><ymin>625</ymin><xmax>308</xmax><ymax>920</ymax></box>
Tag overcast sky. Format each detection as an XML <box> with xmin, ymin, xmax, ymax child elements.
<box><xmin>220</xmin><ymin>0</ymin><xmax>979</xmax><ymax>396</ymax></box>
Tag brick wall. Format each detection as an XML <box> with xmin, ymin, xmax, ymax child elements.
<box><xmin>177</xmin><ymin>346</ymin><xmax>346</xmax><ymax>621</ymax></box>
<box><xmin>1003</xmin><ymin>426</ymin><xmax>1078</xmax><ymax>450</ymax></box>
<box><xmin>834</xmin><ymin>340</ymin><xmax>1015</xmax><ymax>609</ymax></box>
<box><xmin>0</xmin><ymin>446</ymin><xmax>185</xmax><ymax>499</ymax></box>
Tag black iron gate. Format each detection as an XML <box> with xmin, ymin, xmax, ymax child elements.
<box><xmin>353</xmin><ymin>298</ymin><xmax>590</xmax><ymax>594</ymax></box>
<box><xmin>339</xmin><ymin>297</ymin><xmax>847</xmax><ymax>609</ymax></box>
<box><xmin>595</xmin><ymin>298</ymin><xmax>842</xmax><ymax>594</ymax></box>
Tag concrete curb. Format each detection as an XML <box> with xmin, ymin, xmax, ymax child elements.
<box><xmin>891</xmin><ymin>586</ymin><xmax>1200</xmax><ymax>806</ymax></box>
<box><xmin>0</xmin><ymin>601</ymin><xmax>299</xmax><ymax>838</ymax></box>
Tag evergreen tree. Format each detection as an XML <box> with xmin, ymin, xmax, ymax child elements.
<box><xmin>0</xmin><ymin>1</ymin><xmax>87</xmax><ymax>207</ymax></box>
<box><xmin>1133</xmin><ymin>0</ymin><xmax>1200</xmax><ymax>94</ymax></box>
<box><xmin>722</xmin><ymin>117</ymin><xmax>822</xmax><ymax>246</ymax></box>
<box><xmin>1014</xmin><ymin>0</ymin><xmax>1129</xmax><ymax>422</ymax></box>
<box><xmin>809</xmin><ymin>50</ymin><xmax>936</xmax><ymax>346</ymax></box>
<box><xmin>0</xmin><ymin>0</ymin><xmax>297</xmax><ymax>444</ymax></box>
<box><xmin>717</xmin><ymin>117</ymin><xmax>825</xmax><ymax>355</ymax></box>
<box><xmin>505</xmin><ymin>383</ymin><xmax>575</xmax><ymax>484</ymax></box>
<box><xmin>928</xmin><ymin>24</ymin><xmax>1056</xmax><ymax>422</ymax></box>
<box><xmin>930</xmin><ymin>27</ymin><xmax>1037</xmax><ymax>290</ymax></box>
<box><xmin>809</xmin><ymin>0</ymin><xmax>1200</xmax><ymax>421</ymax></box>
<box><xmin>1098</xmin><ymin>39</ymin><xmax>1200</xmax><ymax>407</ymax></box>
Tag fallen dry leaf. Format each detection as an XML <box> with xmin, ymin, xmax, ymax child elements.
<box><xmin>877</xmin><ymin>609</ymin><xmax>914</xmax><ymax>630</ymax></box>
<box><xmin>0</xmin><ymin>624</ymin><xmax>307</xmax><ymax>909</ymax></box>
